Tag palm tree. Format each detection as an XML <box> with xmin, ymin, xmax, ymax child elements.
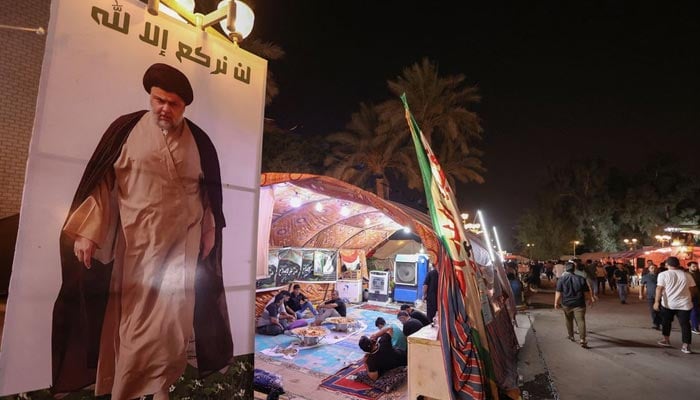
<box><xmin>378</xmin><ymin>58</ymin><xmax>485</xmax><ymax>190</ymax></box>
<box><xmin>324</xmin><ymin>103</ymin><xmax>404</xmax><ymax>198</ymax></box>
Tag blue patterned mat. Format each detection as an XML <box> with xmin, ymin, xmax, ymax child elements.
<box><xmin>255</xmin><ymin>306</ymin><xmax>401</xmax><ymax>375</ymax></box>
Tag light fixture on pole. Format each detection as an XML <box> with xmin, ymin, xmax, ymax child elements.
<box><xmin>477</xmin><ymin>210</ymin><xmax>497</xmax><ymax>263</ymax></box>
<box><xmin>654</xmin><ymin>234</ymin><xmax>671</xmax><ymax>247</ymax></box>
<box><xmin>623</xmin><ymin>238</ymin><xmax>638</xmax><ymax>250</ymax></box>
<box><xmin>526</xmin><ymin>243</ymin><xmax>534</xmax><ymax>260</ymax></box>
<box><xmin>573</xmin><ymin>240</ymin><xmax>580</xmax><ymax>258</ymax></box>
<box><xmin>493</xmin><ymin>226</ymin><xmax>505</xmax><ymax>263</ymax></box>
<box><xmin>148</xmin><ymin>0</ymin><xmax>254</xmax><ymax>43</ymax></box>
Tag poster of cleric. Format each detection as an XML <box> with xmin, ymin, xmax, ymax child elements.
<box><xmin>0</xmin><ymin>0</ymin><xmax>266</xmax><ymax>398</ymax></box>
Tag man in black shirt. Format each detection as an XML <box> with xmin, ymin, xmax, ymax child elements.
<box><xmin>400</xmin><ymin>304</ymin><xmax>430</xmax><ymax>326</ymax></box>
<box><xmin>422</xmin><ymin>265</ymin><xmax>439</xmax><ymax>322</ymax></box>
<box><xmin>286</xmin><ymin>284</ymin><xmax>318</xmax><ymax>318</ymax></box>
<box><xmin>358</xmin><ymin>333</ymin><xmax>407</xmax><ymax>380</ymax></box>
<box><xmin>397</xmin><ymin>311</ymin><xmax>424</xmax><ymax>336</ymax></box>
<box><xmin>313</xmin><ymin>290</ymin><xmax>346</xmax><ymax>325</ymax></box>
<box><xmin>555</xmin><ymin>262</ymin><xmax>595</xmax><ymax>348</ymax></box>
<box><xmin>613</xmin><ymin>263</ymin><xmax>630</xmax><ymax>304</ymax></box>
<box><xmin>255</xmin><ymin>293</ymin><xmax>286</xmax><ymax>336</ymax></box>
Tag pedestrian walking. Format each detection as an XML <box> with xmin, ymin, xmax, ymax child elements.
<box><xmin>639</xmin><ymin>263</ymin><xmax>662</xmax><ymax>330</ymax></box>
<box><xmin>654</xmin><ymin>257</ymin><xmax>698</xmax><ymax>354</ymax></box>
<box><xmin>554</xmin><ymin>261</ymin><xmax>596</xmax><ymax>348</ymax></box>
<box><xmin>687</xmin><ymin>261</ymin><xmax>700</xmax><ymax>335</ymax></box>
<box><xmin>614</xmin><ymin>263</ymin><xmax>630</xmax><ymax>304</ymax></box>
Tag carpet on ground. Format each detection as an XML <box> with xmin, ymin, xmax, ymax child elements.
<box><xmin>255</xmin><ymin>304</ymin><xmax>401</xmax><ymax>375</ymax></box>
<box><xmin>319</xmin><ymin>362</ymin><xmax>384</xmax><ymax>400</ymax></box>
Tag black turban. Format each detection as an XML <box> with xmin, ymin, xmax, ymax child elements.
<box><xmin>143</xmin><ymin>63</ymin><xmax>193</xmax><ymax>105</ymax></box>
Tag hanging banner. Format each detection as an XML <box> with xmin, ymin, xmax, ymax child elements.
<box><xmin>0</xmin><ymin>0</ymin><xmax>266</xmax><ymax>397</ymax></box>
<box><xmin>256</xmin><ymin>248</ymin><xmax>338</xmax><ymax>289</ymax></box>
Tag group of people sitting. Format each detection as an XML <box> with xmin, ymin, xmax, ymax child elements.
<box><xmin>358</xmin><ymin>304</ymin><xmax>434</xmax><ymax>380</ymax></box>
<box><xmin>256</xmin><ymin>282</ymin><xmax>437</xmax><ymax>382</ymax></box>
<box><xmin>256</xmin><ymin>285</ymin><xmax>348</xmax><ymax>335</ymax></box>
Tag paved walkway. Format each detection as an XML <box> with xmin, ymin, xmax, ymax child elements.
<box><xmin>518</xmin><ymin>280</ymin><xmax>699</xmax><ymax>400</ymax></box>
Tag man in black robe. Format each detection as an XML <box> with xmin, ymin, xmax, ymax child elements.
<box><xmin>51</xmin><ymin>63</ymin><xmax>233</xmax><ymax>398</ymax></box>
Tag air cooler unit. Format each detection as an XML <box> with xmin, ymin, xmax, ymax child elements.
<box><xmin>394</xmin><ymin>254</ymin><xmax>428</xmax><ymax>304</ymax></box>
<box><xmin>368</xmin><ymin>270</ymin><xmax>390</xmax><ymax>304</ymax></box>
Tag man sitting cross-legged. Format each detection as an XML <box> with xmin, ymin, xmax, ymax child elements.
<box><xmin>286</xmin><ymin>283</ymin><xmax>319</xmax><ymax>319</ymax></box>
<box><xmin>313</xmin><ymin>290</ymin><xmax>347</xmax><ymax>325</ymax></box>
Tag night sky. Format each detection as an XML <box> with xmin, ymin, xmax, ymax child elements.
<box><xmin>250</xmin><ymin>1</ymin><xmax>699</xmax><ymax>250</ymax></box>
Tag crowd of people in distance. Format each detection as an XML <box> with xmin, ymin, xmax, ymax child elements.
<box><xmin>507</xmin><ymin>256</ymin><xmax>699</xmax><ymax>354</ymax></box>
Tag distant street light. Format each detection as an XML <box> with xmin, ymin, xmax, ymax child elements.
<box><xmin>526</xmin><ymin>243</ymin><xmax>535</xmax><ymax>259</ymax></box>
<box><xmin>573</xmin><ymin>240</ymin><xmax>580</xmax><ymax>258</ymax></box>
<box><xmin>654</xmin><ymin>234</ymin><xmax>671</xmax><ymax>247</ymax></box>
<box><xmin>623</xmin><ymin>238</ymin><xmax>638</xmax><ymax>250</ymax></box>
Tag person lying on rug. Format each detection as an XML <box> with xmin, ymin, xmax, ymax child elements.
<box><xmin>397</xmin><ymin>311</ymin><xmax>424</xmax><ymax>337</ymax></box>
<box><xmin>400</xmin><ymin>303</ymin><xmax>431</xmax><ymax>326</ymax></box>
<box><xmin>358</xmin><ymin>333</ymin><xmax>407</xmax><ymax>381</ymax></box>
<box><xmin>286</xmin><ymin>284</ymin><xmax>319</xmax><ymax>319</ymax></box>
<box><xmin>313</xmin><ymin>290</ymin><xmax>347</xmax><ymax>326</ymax></box>
<box><xmin>373</xmin><ymin>317</ymin><xmax>407</xmax><ymax>351</ymax></box>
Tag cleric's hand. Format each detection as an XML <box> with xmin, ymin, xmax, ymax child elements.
<box><xmin>200</xmin><ymin>228</ymin><xmax>215</xmax><ymax>260</ymax></box>
<box><xmin>74</xmin><ymin>236</ymin><xmax>96</xmax><ymax>269</ymax></box>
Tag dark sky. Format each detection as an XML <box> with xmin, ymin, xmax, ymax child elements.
<box><xmin>250</xmin><ymin>1</ymin><xmax>699</xmax><ymax>250</ymax></box>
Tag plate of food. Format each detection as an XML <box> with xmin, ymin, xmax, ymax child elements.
<box><xmin>325</xmin><ymin>317</ymin><xmax>356</xmax><ymax>331</ymax></box>
<box><xmin>291</xmin><ymin>326</ymin><xmax>328</xmax><ymax>346</ymax></box>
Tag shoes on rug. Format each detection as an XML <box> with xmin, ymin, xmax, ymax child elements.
<box><xmin>657</xmin><ymin>340</ymin><xmax>672</xmax><ymax>348</ymax></box>
<box><xmin>692</xmin><ymin>329</ymin><xmax>700</xmax><ymax>335</ymax></box>
<box><xmin>580</xmin><ymin>341</ymin><xmax>589</xmax><ymax>349</ymax></box>
<box><xmin>621</xmin><ymin>300</ymin><xmax>626</xmax><ymax>304</ymax></box>
<box><xmin>567</xmin><ymin>336</ymin><xmax>576</xmax><ymax>342</ymax></box>
<box><xmin>681</xmin><ymin>347</ymin><xmax>692</xmax><ymax>354</ymax></box>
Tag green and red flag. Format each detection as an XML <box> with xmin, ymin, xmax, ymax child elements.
<box><xmin>401</xmin><ymin>94</ymin><xmax>497</xmax><ymax>399</ymax></box>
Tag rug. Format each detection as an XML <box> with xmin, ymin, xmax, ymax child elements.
<box><xmin>354</xmin><ymin>303</ymin><xmax>400</xmax><ymax>315</ymax></box>
<box><xmin>255</xmin><ymin>308</ymin><xmax>401</xmax><ymax>375</ymax></box>
<box><xmin>319</xmin><ymin>363</ymin><xmax>384</xmax><ymax>400</ymax></box>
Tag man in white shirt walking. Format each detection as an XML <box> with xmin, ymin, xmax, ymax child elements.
<box><xmin>654</xmin><ymin>256</ymin><xmax>698</xmax><ymax>354</ymax></box>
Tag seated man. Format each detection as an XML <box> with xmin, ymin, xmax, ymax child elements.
<box><xmin>286</xmin><ymin>283</ymin><xmax>318</xmax><ymax>318</ymax></box>
<box><xmin>255</xmin><ymin>293</ymin><xmax>286</xmax><ymax>336</ymax></box>
<box><xmin>264</xmin><ymin>290</ymin><xmax>305</xmax><ymax>331</ymax></box>
<box><xmin>400</xmin><ymin>304</ymin><xmax>431</xmax><ymax>326</ymax></box>
<box><xmin>397</xmin><ymin>311</ymin><xmax>423</xmax><ymax>337</ymax></box>
<box><xmin>358</xmin><ymin>333</ymin><xmax>407</xmax><ymax>381</ymax></box>
<box><xmin>314</xmin><ymin>290</ymin><xmax>347</xmax><ymax>325</ymax></box>
<box><xmin>373</xmin><ymin>317</ymin><xmax>407</xmax><ymax>351</ymax></box>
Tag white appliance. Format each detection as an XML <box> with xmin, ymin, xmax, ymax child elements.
<box><xmin>336</xmin><ymin>279</ymin><xmax>363</xmax><ymax>303</ymax></box>
<box><xmin>394</xmin><ymin>254</ymin><xmax>419</xmax><ymax>285</ymax></box>
<box><xmin>368</xmin><ymin>270</ymin><xmax>390</xmax><ymax>304</ymax></box>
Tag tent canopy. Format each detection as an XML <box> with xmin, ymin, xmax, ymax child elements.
<box><xmin>261</xmin><ymin>173</ymin><xmax>441</xmax><ymax>260</ymax></box>
<box><xmin>260</xmin><ymin>173</ymin><xmax>494</xmax><ymax>267</ymax></box>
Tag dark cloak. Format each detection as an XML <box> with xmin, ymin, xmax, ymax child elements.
<box><xmin>51</xmin><ymin>110</ymin><xmax>233</xmax><ymax>393</ymax></box>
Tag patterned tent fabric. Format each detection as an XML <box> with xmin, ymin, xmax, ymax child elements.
<box><xmin>261</xmin><ymin>173</ymin><xmax>440</xmax><ymax>260</ymax></box>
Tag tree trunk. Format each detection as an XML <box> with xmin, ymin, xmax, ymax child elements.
<box><xmin>375</xmin><ymin>177</ymin><xmax>389</xmax><ymax>199</ymax></box>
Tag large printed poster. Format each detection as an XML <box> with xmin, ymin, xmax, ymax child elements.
<box><xmin>0</xmin><ymin>0</ymin><xmax>265</xmax><ymax>397</ymax></box>
<box><xmin>256</xmin><ymin>248</ymin><xmax>338</xmax><ymax>289</ymax></box>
